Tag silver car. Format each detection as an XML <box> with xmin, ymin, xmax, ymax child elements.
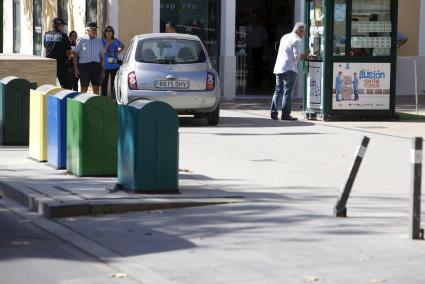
<box><xmin>115</xmin><ymin>33</ymin><xmax>221</xmax><ymax>125</ymax></box>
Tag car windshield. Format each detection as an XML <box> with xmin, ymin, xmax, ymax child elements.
<box><xmin>135</xmin><ymin>38</ymin><xmax>206</xmax><ymax>64</ymax></box>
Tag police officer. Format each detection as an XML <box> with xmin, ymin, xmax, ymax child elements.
<box><xmin>44</xmin><ymin>18</ymin><xmax>72</xmax><ymax>89</ymax></box>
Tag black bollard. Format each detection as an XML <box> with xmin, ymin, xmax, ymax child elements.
<box><xmin>334</xmin><ymin>136</ymin><xmax>370</xmax><ymax>217</ymax></box>
<box><xmin>411</xmin><ymin>137</ymin><xmax>423</xmax><ymax>240</ymax></box>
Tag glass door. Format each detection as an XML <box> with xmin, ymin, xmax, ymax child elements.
<box><xmin>235</xmin><ymin>0</ymin><xmax>294</xmax><ymax>96</ymax></box>
<box><xmin>160</xmin><ymin>0</ymin><xmax>220</xmax><ymax>70</ymax></box>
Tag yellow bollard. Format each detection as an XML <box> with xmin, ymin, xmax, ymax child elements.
<box><xmin>29</xmin><ymin>85</ymin><xmax>63</xmax><ymax>161</ymax></box>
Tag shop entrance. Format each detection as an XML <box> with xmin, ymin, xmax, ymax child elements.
<box><xmin>235</xmin><ymin>0</ymin><xmax>294</xmax><ymax>96</ymax></box>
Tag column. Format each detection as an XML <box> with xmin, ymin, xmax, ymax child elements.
<box><xmin>20</xmin><ymin>0</ymin><xmax>33</xmax><ymax>54</ymax></box>
<box><xmin>109</xmin><ymin>0</ymin><xmax>119</xmax><ymax>37</ymax></box>
<box><xmin>152</xmin><ymin>0</ymin><xmax>160</xmax><ymax>33</ymax></box>
<box><xmin>3</xmin><ymin>0</ymin><xmax>13</xmax><ymax>53</ymax></box>
<box><xmin>219</xmin><ymin>0</ymin><xmax>236</xmax><ymax>98</ymax></box>
<box><xmin>294</xmin><ymin>0</ymin><xmax>305</xmax><ymax>99</ymax></box>
<box><xmin>419</xmin><ymin>0</ymin><xmax>425</xmax><ymax>56</ymax></box>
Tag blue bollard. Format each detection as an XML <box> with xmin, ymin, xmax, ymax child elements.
<box><xmin>47</xmin><ymin>90</ymin><xmax>79</xmax><ymax>169</ymax></box>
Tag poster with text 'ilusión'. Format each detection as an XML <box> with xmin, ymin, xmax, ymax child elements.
<box><xmin>332</xmin><ymin>62</ymin><xmax>391</xmax><ymax>110</ymax></box>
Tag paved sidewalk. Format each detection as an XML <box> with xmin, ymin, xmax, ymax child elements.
<box><xmin>0</xmin><ymin>147</ymin><xmax>243</xmax><ymax>218</ymax></box>
<box><xmin>1</xmin><ymin>103</ymin><xmax>425</xmax><ymax>283</ymax></box>
<box><xmin>49</xmin><ymin>107</ymin><xmax>425</xmax><ymax>284</ymax></box>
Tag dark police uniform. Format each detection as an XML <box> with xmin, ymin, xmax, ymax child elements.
<box><xmin>44</xmin><ymin>19</ymin><xmax>71</xmax><ymax>89</ymax></box>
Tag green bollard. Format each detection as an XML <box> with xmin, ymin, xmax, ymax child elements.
<box><xmin>0</xmin><ymin>76</ymin><xmax>31</xmax><ymax>145</ymax></box>
<box><xmin>67</xmin><ymin>94</ymin><xmax>118</xmax><ymax>177</ymax></box>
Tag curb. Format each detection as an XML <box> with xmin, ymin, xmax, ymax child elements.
<box><xmin>0</xmin><ymin>179</ymin><xmax>244</xmax><ymax>218</ymax></box>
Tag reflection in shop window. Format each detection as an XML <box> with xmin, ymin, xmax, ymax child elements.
<box><xmin>160</xmin><ymin>0</ymin><xmax>220</xmax><ymax>69</ymax></box>
<box><xmin>350</xmin><ymin>0</ymin><xmax>391</xmax><ymax>57</ymax></box>
<box><xmin>333</xmin><ymin>0</ymin><xmax>346</xmax><ymax>56</ymax></box>
<box><xmin>13</xmin><ymin>0</ymin><xmax>21</xmax><ymax>53</ymax></box>
<box><xmin>86</xmin><ymin>0</ymin><xmax>97</xmax><ymax>25</ymax></box>
<box><xmin>308</xmin><ymin>0</ymin><xmax>325</xmax><ymax>60</ymax></box>
<box><xmin>58</xmin><ymin>0</ymin><xmax>69</xmax><ymax>34</ymax></box>
<box><xmin>33</xmin><ymin>0</ymin><xmax>42</xmax><ymax>55</ymax></box>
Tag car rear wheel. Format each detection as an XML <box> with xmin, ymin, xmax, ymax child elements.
<box><xmin>206</xmin><ymin>104</ymin><xmax>220</xmax><ymax>126</ymax></box>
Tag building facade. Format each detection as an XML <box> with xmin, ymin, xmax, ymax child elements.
<box><xmin>2</xmin><ymin>0</ymin><xmax>425</xmax><ymax>98</ymax></box>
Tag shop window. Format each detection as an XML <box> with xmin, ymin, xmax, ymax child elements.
<box><xmin>58</xmin><ymin>0</ymin><xmax>68</xmax><ymax>34</ymax></box>
<box><xmin>308</xmin><ymin>0</ymin><xmax>325</xmax><ymax>59</ymax></box>
<box><xmin>33</xmin><ymin>0</ymin><xmax>42</xmax><ymax>55</ymax></box>
<box><xmin>13</xmin><ymin>0</ymin><xmax>21</xmax><ymax>53</ymax></box>
<box><xmin>86</xmin><ymin>0</ymin><xmax>97</xmax><ymax>24</ymax></box>
<box><xmin>350</xmin><ymin>0</ymin><xmax>391</xmax><ymax>57</ymax></box>
<box><xmin>333</xmin><ymin>0</ymin><xmax>346</xmax><ymax>56</ymax></box>
<box><xmin>160</xmin><ymin>0</ymin><xmax>220</xmax><ymax>69</ymax></box>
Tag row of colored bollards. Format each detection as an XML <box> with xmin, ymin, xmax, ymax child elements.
<box><xmin>0</xmin><ymin>76</ymin><xmax>179</xmax><ymax>193</ymax></box>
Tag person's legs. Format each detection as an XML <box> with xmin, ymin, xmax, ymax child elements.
<box><xmin>270</xmin><ymin>73</ymin><xmax>284</xmax><ymax>119</ymax></box>
<box><xmin>109</xmin><ymin>69</ymin><xmax>117</xmax><ymax>100</ymax></box>
<box><xmin>57</xmin><ymin>61</ymin><xmax>69</xmax><ymax>89</ymax></box>
<box><xmin>91</xmin><ymin>62</ymin><xmax>102</xmax><ymax>95</ymax></box>
<box><xmin>92</xmin><ymin>86</ymin><xmax>100</xmax><ymax>95</ymax></box>
<box><xmin>79</xmin><ymin>63</ymin><xmax>90</xmax><ymax>93</ymax></box>
<box><xmin>72</xmin><ymin>76</ymin><xmax>79</xmax><ymax>92</ymax></box>
<box><xmin>281</xmin><ymin>71</ymin><xmax>298</xmax><ymax>120</ymax></box>
<box><xmin>101</xmin><ymin>70</ymin><xmax>111</xmax><ymax>97</ymax></box>
<box><xmin>354</xmin><ymin>90</ymin><xmax>359</xmax><ymax>100</ymax></box>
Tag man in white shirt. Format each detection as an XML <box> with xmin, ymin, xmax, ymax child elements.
<box><xmin>271</xmin><ymin>22</ymin><xmax>308</xmax><ymax>120</ymax></box>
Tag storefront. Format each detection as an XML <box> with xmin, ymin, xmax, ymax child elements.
<box><xmin>304</xmin><ymin>0</ymin><xmax>398</xmax><ymax>120</ymax></box>
<box><xmin>151</xmin><ymin>0</ymin><xmax>303</xmax><ymax>98</ymax></box>
<box><xmin>2</xmin><ymin>0</ymin><xmax>424</xmax><ymax>99</ymax></box>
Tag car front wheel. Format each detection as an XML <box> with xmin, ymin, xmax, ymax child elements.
<box><xmin>206</xmin><ymin>104</ymin><xmax>220</xmax><ymax>126</ymax></box>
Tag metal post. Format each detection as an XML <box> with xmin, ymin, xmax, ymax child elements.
<box><xmin>411</xmin><ymin>137</ymin><xmax>423</xmax><ymax>240</ymax></box>
<box><xmin>334</xmin><ymin>136</ymin><xmax>370</xmax><ymax>217</ymax></box>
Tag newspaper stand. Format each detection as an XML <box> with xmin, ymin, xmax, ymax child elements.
<box><xmin>303</xmin><ymin>0</ymin><xmax>398</xmax><ymax>120</ymax></box>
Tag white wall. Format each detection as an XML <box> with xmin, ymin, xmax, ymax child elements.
<box><xmin>396</xmin><ymin>57</ymin><xmax>425</xmax><ymax>95</ymax></box>
<box><xmin>20</xmin><ymin>0</ymin><xmax>33</xmax><ymax>54</ymax></box>
<box><xmin>3</xmin><ymin>0</ymin><xmax>13</xmax><ymax>53</ymax></box>
<box><xmin>69</xmin><ymin>0</ymin><xmax>86</xmax><ymax>39</ymax></box>
<box><xmin>109</xmin><ymin>0</ymin><xmax>120</xmax><ymax>37</ymax></box>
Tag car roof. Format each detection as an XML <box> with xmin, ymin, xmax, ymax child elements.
<box><xmin>132</xmin><ymin>33</ymin><xmax>202</xmax><ymax>42</ymax></box>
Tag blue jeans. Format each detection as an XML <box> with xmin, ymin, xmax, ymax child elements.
<box><xmin>354</xmin><ymin>90</ymin><xmax>359</xmax><ymax>100</ymax></box>
<box><xmin>271</xmin><ymin>71</ymin><xmax>297</xmax><ymax>119</ymax></box>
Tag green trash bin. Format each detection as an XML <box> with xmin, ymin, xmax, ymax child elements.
<box><xmin>67</xmin><ymin>93</ymin><xmax>118</xmax><ymax>177</ymax></box>
<box><xmin>0</xmin><ymin>76</ymin><xmax>31</xmax><ymax>145</ymax></box>
<box><xmin>117</xmin><ymin>99</ymin><xmax>179</xmax><ymax>193</ymax></box>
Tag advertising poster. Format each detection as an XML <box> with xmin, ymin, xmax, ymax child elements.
<box><xmin>307</xmin><ymin>61</ymin><xmax>323</xmax><ymax>109</ymax></box>
<box><xmin>332</xmin><ymin>62</ymin><xmax>391</xmax><ymax>110</ymax></box>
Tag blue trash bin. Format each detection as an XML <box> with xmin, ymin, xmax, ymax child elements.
<box><xmin>47</xmin><ymin>90</ymin><xmax>79</xmax><ymax>169</ymax></box>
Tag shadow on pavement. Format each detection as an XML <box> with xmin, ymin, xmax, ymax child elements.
<box><xmin>179</xmin><ymin>116</ymin><xmax>315</xmax><ymax>128</ymax></box>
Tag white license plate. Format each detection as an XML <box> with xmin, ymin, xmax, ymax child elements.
<box><xmin>154</xmin><ymin>80</ymin><xmax>190</xmax><ymax>89</ymax></box>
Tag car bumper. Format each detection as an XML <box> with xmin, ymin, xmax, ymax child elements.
<box><xmin>126</xmin><ymin>89</ymin><xmax>220</xmax><ymax>112</ymax></box>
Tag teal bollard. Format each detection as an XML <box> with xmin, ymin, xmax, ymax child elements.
<box><xmin>117</xmin><ymin>99</ymin><xmax>179</xmax><ymax>193</ymax></box>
